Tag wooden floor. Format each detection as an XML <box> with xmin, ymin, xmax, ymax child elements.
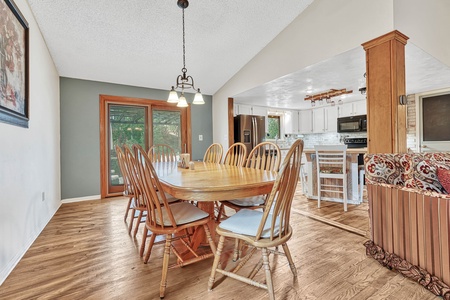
<box><xmin>0</xmin><ymin>188</ymin><xmax>439</xmax><ymax>299</ymax></box>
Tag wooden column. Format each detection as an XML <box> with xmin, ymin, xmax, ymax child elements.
<box><xmin>362</xmin><ymin>30</ymin><xmax>409</xmax><ymax>154</ymax></box>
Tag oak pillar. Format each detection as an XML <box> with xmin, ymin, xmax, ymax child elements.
<box><xmin>362</xmin><ymin>30</ymin><xmax>409</xmax><ymax>154</ymax></box>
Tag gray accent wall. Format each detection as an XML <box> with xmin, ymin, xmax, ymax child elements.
<box><xmin>60</xmin><ymin>77</ymin><xmax>213</xmax><ymax>199</ymax></box>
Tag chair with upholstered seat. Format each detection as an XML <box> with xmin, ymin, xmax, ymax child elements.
<box><xmin>133</xmin><ymin>145</ymin><xmax>217</xmax><ymax>299</ymax></box>
<box><xmin>203</xmin><ymin>143</ymin><xmax>223</xmax><ymax>163</ymax></box>
<box><xmin>216</xmin><ymin>142</ymin><xmax>281</xmax><ymax>222</ymax></box>
<box><xmin>148</xmin><ymin>144</ymin><xmax>177</xmax><ymax>162</ymax></box>
<box><xmin>208</xmin><ymin>139</ymin><xmax>304</xmax><ymax>300</ymax></box>
<box><xmin>314</xmin><ymin>145</ymin><xmax>348</xmax><ymax>211</ymax></box>
<box><xmin>223</xmin><ymin>142</ymin><xmax>247</xmax><ymax>167</ymax></box>
<box><xmin>127</xmin><ymin>144</ymin><xmax>179</xmax><ymax>258</ymax></box>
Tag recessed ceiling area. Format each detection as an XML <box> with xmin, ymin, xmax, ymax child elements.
<box><xmin>233</xmin><ymin>43</ymin><xmax>450</xmax><ymax>110</ymax></box>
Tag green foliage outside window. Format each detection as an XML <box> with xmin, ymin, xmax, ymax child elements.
<box><xmin>267</xmin><ymin>116</ymin><xmax>280</xmax><ymax>139</ymax></box>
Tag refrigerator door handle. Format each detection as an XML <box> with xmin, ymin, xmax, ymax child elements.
<box><xmin>251</xmin><ymin>116</ymin><xmax>256</xmax><ymax>149</ymax></box>
<box><xmin>254</xmin><ymin>117</ymin><xmax>258</xmax><ymax>149</ymax></box>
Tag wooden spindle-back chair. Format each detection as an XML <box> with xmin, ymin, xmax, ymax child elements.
<box><xmin>208</xmin><ymin>139</ymin><xmax>304</xmax><ymax>300</ymax></box>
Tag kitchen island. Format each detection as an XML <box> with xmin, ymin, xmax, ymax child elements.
<box><xmin>303</xmin><ymin>148</ymin><xmax>367</xmax><ymax>205</ymax></box>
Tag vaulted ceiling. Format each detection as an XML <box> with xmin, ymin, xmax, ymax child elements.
<box><xmin>28</xmin><ymin>0</ymin><xmax>450</xmax><ymax>110</ymax></box>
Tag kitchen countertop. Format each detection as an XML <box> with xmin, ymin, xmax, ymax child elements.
<box><xmin>303</xmin><ymin>148</ymin><xmax>367</xmax><ymax>154</ymax></box>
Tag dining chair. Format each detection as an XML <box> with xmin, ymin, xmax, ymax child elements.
<box><xmin>133</xmin><ymin>145</ymin><xmax>217</xmax><ymax>299</ymax></box>
<box><xmin>208</xmin><ymin>139</ymin><xmax>304</xmax><ymax>300</ymax></box>
<box><xmin>314</xmin><ymin>145</ymin><xmax>348</xmax><ymax>211</ymax></box>
<box><xmin>216</xmin><ymin>142</ymin><xmax>281</xmax><ymax>222</ymax></box>
<box><xmin>223</xmin><ymin>142</ymin><xmax>248</xmax><ymax>167</ymax></box>
<box><xmin>122</xmin><ymin>145</ymin><xmax>148</xmax><ymax>237</ymax></box>
<box><xmin>129</xmin><ymin>144</ymin><xmax>180</xmax><ymax>258</ymax></box>
<box><xmin>148</xmin><ymin>144</ymin><xmax>177</xmax><ymax>162</ymax></box>
<box><xmin>115</xmin><ymin>145</ymin><xmax>134</xmax><ymax>224</ymax></box>
<box><xmin>203</xmin><ymin>143</ymin><xmax>223</xmax><ymax>163</ymax></box>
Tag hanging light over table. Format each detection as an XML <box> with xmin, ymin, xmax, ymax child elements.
<box><xmin>167</xmin><ymin>0</ymin><xmax>204</xmax><ymax>107</ymax></box>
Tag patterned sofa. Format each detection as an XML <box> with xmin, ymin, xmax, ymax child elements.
<box><xmin>364</xmin><ymin>152</ymin><xmax>450</xmax><ymax>299</ymax></box>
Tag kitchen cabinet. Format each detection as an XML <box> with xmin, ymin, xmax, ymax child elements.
<box><xmin>234</xmin><ymin>104</ymin><xmax>267</xmax><ymax>117</ymax></box>
<box><xmin>338</xmin><ymin>100</ymin><xmax>366</xmax><ymax>117</ymax></box>
<box><xmin>234</xmin><ymin>104</ymin><xmax>252</xmax><ymax>116</ymax></box>
<box><xmin>313</xmin><ymin>106</ymin><xmax>337</xmax><ymax>133</ymax></box>
<box><xmin>283</xmin><ymin>110</ymin><xmax>299</xmax><ymax>134</ymax></box>
<box><xmin>298</xmin><ymin>110</ymin><xmax>313</xmax><ymax>134</ymax></box>
<box><xmin>251</xmin><ymin>106</ymin><xmax>268</xmax><ymax>117</ymax></box>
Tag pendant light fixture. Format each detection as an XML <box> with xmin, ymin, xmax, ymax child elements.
<box><xmin>167</xmin><ymin>0</ymin><xmax>204</xmax><ymax>107</ymax></box>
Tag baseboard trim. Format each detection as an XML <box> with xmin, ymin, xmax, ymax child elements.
<box><xmin>0</xmin><ymin>202</ymin><xmax>61</xmax><ymax>286</ymax></box>
<box><xmin>61</xmin><ymin>195</ymin><xmax>101</xmax><ymax>204</ymax></box>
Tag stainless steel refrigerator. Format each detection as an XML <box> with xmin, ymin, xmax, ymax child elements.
<box><xmin>234</xmin><ymin>115</ymin><xmax>265</xmax><ymax>154</ymax></box>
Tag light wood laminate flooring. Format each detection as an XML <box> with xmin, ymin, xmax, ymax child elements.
<box><xmin>0</xmin><ymin>188</ymin><xmax>438</xmax><ymax>299</ymax></box>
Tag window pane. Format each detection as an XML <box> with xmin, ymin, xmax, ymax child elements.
<box><xmin>152</xmin><ymin>110</ymin><xmax>182</xmax><ymax>156</ymax></box>
<box><xmin>267</xmin><ymin>116</ymin><xmax>280</xmax><ymax>139</ymax></box>
<box><xmin>109</xmin><ymin>105</ymin><xmax>146</xmax><ymax>186</ymax></box>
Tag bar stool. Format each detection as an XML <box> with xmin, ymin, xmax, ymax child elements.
<box><xmin>314</xmin><ymin>145</ymin><xmax>348</xmax><ymax>211</ymax></box>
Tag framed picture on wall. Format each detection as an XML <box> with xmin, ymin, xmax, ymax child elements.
<box><xmin>0</xmin><ymin>0</ymin><xmax>29</xmax><ymax>128</ymax></box>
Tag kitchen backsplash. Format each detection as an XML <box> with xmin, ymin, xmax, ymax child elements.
<box><xmin>286</xmin><ymin>132</ymin><xmax>367</xmax><ymax>149</ymax></box>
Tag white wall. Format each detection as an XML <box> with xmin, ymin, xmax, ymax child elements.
<box><xmin>0</xmin><ymin>0</ymin><xmax>60</xmax><ymax>285</ymax></box>
<box><xmin>213</xmin><ymin>0</ymin><xmax>394</xmax><ymax>150</ymax></box>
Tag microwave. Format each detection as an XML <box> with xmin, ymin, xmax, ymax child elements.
<box><xmin>337</xmin><ymin>115</ymin><xmax>367</xmax><ymax>133</ymax></box>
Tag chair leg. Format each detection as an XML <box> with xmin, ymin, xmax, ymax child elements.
<box><xmin>144</xmin><ymin>233</ymin><xmax>157</xmax><ymax>264</ymax></box>
<box><xmin>317</xmin><ymin>177</ymin><xmax>321</xmax><ymax>209</ymax></box>
<box><xmin>203</xmin><ymin>224</ymin><xmax>217</xmax><ymax>255</ymax></box>
<box><xmin>215</xmin><ymin>203</ymin><xmax>225</xmax><ymax>222</ymax></box>
<box><xmin>232</xmin><ymin>239</ymin><xmax>240</xmax><ymax>261</ymax></box>
<box><xmin>281</xmin><ymin>243</ymin><xmax>297</xmax><ymax>277</ymax></box>
<box><xmin>261</xmin><ymin>247</ymin><xmax>275</xmax><ymax>300</ymax></box>
<box><xmin>140</xmin><ymin>226</ymin><xmax>148</xmax><ymax>257</ymax></box>
<box><xmin>208</xmin><ymin>235</ymin><xmax>225</xmax><ymax>291</ymax></box>
<box><xmin>343</xmin><ymin>177</ymin><xmax>348</xmax><ymax>212</ymax></box>
<box><xmin>124</xmin><ymin>197</ymin><xmax>132</xmax><ymax>222</ymax></box>
<box><xmin>133</xmin><ymin>210</ymin><xmax>143</xmax><ymax>237</ymax></box>
<box><xmin>160</xmin><ymin>235</ymin><xmax>172</xmax><ymax>299</ymax></box>
<box><xmin>128</xmin><ymin>208</ymin><xmax>136</xmax><ymax>234</ymax></box>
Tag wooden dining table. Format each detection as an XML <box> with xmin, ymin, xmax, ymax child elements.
<box><xmin>153</xmin><ymin>161</ymin><xmax>277</xmax><ymax>249</ymax></box>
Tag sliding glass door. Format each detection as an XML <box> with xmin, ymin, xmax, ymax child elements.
<box><xmin>100</xmin><ymin>95</ymin><xmax>190</xmax><ymax>198</ymax></box>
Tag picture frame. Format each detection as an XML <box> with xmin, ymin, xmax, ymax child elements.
<box><xmin>0</xmin><ymin>0</ymin><xmax>29</xmax><ymax>128</ymax></box>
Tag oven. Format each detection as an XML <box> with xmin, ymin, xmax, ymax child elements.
<box><xmin>337</xmin><ymin>115</ymin><xmax>367</xmax><ymax>133</ymax></box>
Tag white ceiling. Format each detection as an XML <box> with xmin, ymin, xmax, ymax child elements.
<box><xmin>27</xmin><ymin>0</ymin><xmax>450</xmax><ymax>109</ymax></box>
<box><xmin>27</xmin><ymin>0</ymin><xmax>314</xmax><ymax>96</ymax></box>
<box><xmin>234</xmin><ymin>44</ymin><xmax>450</xmax><ymax>110</ymax></box>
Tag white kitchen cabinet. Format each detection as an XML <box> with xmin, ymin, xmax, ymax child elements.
<box><xmin>353</xmin><ymin>100</ymin><xmax>367</xmax><ymax>116</ymax></box>
<box><xmin>298</xmin><ymin>109</ymin><xmax>313</xmax><ymax>134</ymax></box>
<box><xmin>313</xmin><ymin>107</ymin><xmax>325</xmax><ymax>133</ymax></box>
<box><xmin>284</xmin><ymin>110</ymin><xmax>299</xmax><ymax>134</ymax></box>
<box><xmin>234</xmin><ymin>104</ymin><xmax>252</xmax><ymax>115</ymax></box>
<box><xmin>234</xmin><ymin>104</ymin><xmax>267</xmax><ymax>117</ymax></box>
<box><xmin>312</xmin><ymin>106</ymin><xmax>338</xmax><ymax>133</ymax></box>
<box><xmin>252</xmin><ymin>106</ymin><xmax>268</xmax><ymax>117</ymax></box>
<box><xmin>338</xmin><ymin>100</ymin><xmax>366</xmax><ymax>117</ymax></box>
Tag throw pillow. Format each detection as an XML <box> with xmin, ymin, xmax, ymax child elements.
<box><xmin>437</xmin><ymin>167</ymin><xmax>450</xmax><ymax>194</ymax></box>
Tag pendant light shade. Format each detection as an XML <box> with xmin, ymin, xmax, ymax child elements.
<box><xmin>168</xmin><ymin>86</ymin><xmax>179</xmax><ymax>103</ymax></box>
<box><xmin>177</xmin><ymin>94</ymin><xmax>188</xmax><ymax>107</ymax></box>
<box><xmin>192</xmin><ymin>88</ymin><xmax>205</xmax><ymax>104</ymax></box>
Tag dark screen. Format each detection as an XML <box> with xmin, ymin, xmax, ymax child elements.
<box><xmin>422</xmin><ymin>94</ymin><xmax>450</xmax><ymax>141</ymax></box>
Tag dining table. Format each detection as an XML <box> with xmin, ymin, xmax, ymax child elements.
<box><xmin>153</xmin><ymin>160</ymin><xmax>277</xmax><ymax>250</ymax></box>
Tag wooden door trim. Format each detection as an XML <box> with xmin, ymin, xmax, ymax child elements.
<box><xmin>228</xmin><ymin>98</ymin><xmax>234</xmax><ymax>147</ymax></box>
<box><xmin>99</xmin><ymin>94</ymin><xmax>191</xmax><ymax>198</ymax></box>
